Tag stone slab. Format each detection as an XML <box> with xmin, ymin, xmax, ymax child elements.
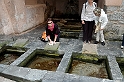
<box><xmin>25</xmin><ymin>69</ymin><xmax>47</xmax><ymax>81</ymax></box>
<box><xmin>42</xmin><ymin>71</ymin><xmax>65</xmax><ymax>82</ymax></box>
<box><xmin>0</xmin><ymin>76</ymin><xmax>16</xmax><ymax>82</ymax></box>
<box><xmin>2</xmin><ymin>65</ymin><xmax>30</xmax><ymax>79</ymax></box>
<box><xmin>44</xmin><ymin>42</ymin><xmax>60</xmax><ymax>50</ymax></box>
<box><xmin>12</xmin><ymin>39</ymin><xmax>28</xmax><ymax>47</ymax></box>
<box><xmin>82</xmin><ymin>44</ymin><xmax>98</xmax><ymax>55</ymax></box>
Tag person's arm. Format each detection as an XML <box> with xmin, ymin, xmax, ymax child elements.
<box><xmin>53</xmin><ymin>24</ymin><xmax>60</xmax><ymax>44</ymax></box>
<box><xmin>81</xmin><ymin>4</ymin><xmax>85</xmax><ymax>24</ymax></box>
<box><xmin>47</xmin><ymin>35</ymin><xmax>52</xmax><ymax>42</ymax></box>
<box><xmin>100</xmin><ymin>14</ymin><xmax>108</xmax><ymax>30</ymax></box>
<box><xmin>53</xmin><ymin>35</ymin><xmax>58</xmax><ymax>44</ymax></box>
<box><xmin>46</xmin><ymin>26</ymin><xmax>53</xmax><ymax>43</ymax></box>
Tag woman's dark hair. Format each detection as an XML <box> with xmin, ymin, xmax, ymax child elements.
<box><xmin>47</xmin><ymin>18</ymin><xmax>53</xmax><ymax>22</ymax></box>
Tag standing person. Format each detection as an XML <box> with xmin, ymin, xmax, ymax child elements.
<box><xmin>93</xmin><ymin>7</ymin><xmax>108</xmax><ymax>46</ymax></box>
<box><xmin>46</xmin><ymin>18</ymin><xmax>60</xmax><ymax>45</ymax></box>
<box><xmin>81</xmin><ymin>0</ymin><xmax>97</xmax><ymax>43</ymax></box>
<box><xmin>121</xmin><ymin>34</ymin><xmax>124</xmax><ymax>49</ymax></box>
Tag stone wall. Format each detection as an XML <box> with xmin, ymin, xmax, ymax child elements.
<box><xmin>25</xmin><ymin>4</ymin><xmax>46</xmax><ymax>32</ymax></box>
<box><xmin>104</xmin><ymin>0</ymin><xmax>124</xmax><ymax>40</ymax></box>
<box><xmin>0</xmin><ymin>0</ymin><xmax>14</xmax><ymax>35</ymax></box>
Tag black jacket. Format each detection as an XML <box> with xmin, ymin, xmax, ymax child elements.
<box><xmin>46</xmin><ymin>23</ymin><xmax>60</xmax><ymax>36</ymax></box>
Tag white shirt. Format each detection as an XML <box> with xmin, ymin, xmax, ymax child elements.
<box><xmin>81</xmin><ymin>2</ymin><xmax>96</xmax><ymax>21</ymax></box>
<box><xmin>95</xmin><ymin>9</ymin><xmax>108</xmax><ymax>29</ymax></box>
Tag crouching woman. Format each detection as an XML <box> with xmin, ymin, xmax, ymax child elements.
<box><xmin>46</xmin><ymin>18</ymin><xmax>60</xmax><ymax>45</ymax></box>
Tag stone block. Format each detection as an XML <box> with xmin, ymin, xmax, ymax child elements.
<box><xmin>25</xmin><ymin>69</ymin><xmax>47</xmax><ymax>81</ymax></box>
<box><xmin>2</xmin><ymin>66</ymin><xmax>30</xmax><ymax>79</ymax></box>
<box><xmin>44</xmin><ymin>42</ymin><xmax>60</xmax><ymax>50</ymax></box>
<box><xmin>0</xmin><ymin>64</ymin><xmax>9</xmax><ymax>72</ymax></box>
<box><xmin>63</xmin><ymin>73</ymin><xmax>80</xmax><ymax>82</ymax></box>
<box><xmin>13</xmin><ymin>39</ymin><xmax>28</xmax><ymax>47</ymax></box>
<box><xmin>0</xmin><ymin>76</ymin><xmax>16</xmax><ymax>82</ymax></box>
<box><xmin>42</xmin><ymin>71</ymin><xmax>65</xmax><ymax>82</ymax></box>
<box><xmin>82</xmin><ymin>44</ymin><xmax>98</xmax><ymax>55</ymax></box>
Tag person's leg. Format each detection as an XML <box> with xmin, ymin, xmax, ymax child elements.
<box><xmin>122</xmin><ymin>34</ymin><xmax>124</xmax><ymax>46</ymax></box>
<box><xmin>96</xmin><ymin>31</ymin><xmax>100</xmax><ymax>41</ymax></box>
<box><xmin>100</xmin><ymin>30</ymin><xmax>105</xmax><ymax>42</ymax></box>
<box><xmin>88</xmin><ymin>21</ymin><xmax>95</xmax><ymax>42</ymax></box>
<box><xmin>83</xmin><ymin>21</ymin><xmax>88</xmax><ymax>42</ymax></box>
<box><xmin>121</xmin><ymin>34</ymin><xmax>124</xmax><ymax>49</ymax></box>
<box><xmin>94</xmin><ymin>30</ymin><xmax>100</xmax><ymax>44</ymax></box>
<box><xmin>56</xmin><ymin>33</ymin><xmax>60</xmax><ymax>42</ymax></box>
<box><xmin>100</xmin><ymin>30</ymin><xmax>105</xmax><ymax>46</ymax></box>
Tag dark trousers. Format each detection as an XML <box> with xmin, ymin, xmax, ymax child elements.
<box><xmin>82</xmin><ymin>21</ymin><xmax>95</xmax><ymax>42</ymax></box>
<box><xmin>122</xmin><ymin>34</ymin><xmax>124</xmax><ymax>46</ymax></box>
<box><xmin>50</xmin><ymin>33</ymin><xmax>60</xmax><ymax>42</ymax></box>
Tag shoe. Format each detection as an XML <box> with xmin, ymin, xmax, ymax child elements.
<box><xmin>121</xmin><ymin>46</ymin><xmax>123</xmax><ymax>49</ymax></box>
<box><xmin>88</xmin><ymin>41</ymin><xmax>91</xmax><ymax>44</ymax></box>
<box><xmin>101</xmin><ymin>41</ymin><xmax>105</xmax><ymax>46</ymax></box>
<box><xmin>94</xmin><ymin>41</ymin><xmax>99</xmax><ymax>44</ymax></box>
<box><xmin>83</xmin><ymin>41</ymin><xmax>86</xmax><ymax>44</ymax></box>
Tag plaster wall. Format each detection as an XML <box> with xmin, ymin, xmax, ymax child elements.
<box><xmin>105</xmin><ymin>0</ymin><xmax>122</xmax><ymax>6</ymax></box>
<box><xmin>0</xmin><ymin>0</ymin><xmax>14</xmax><ymax>35</ymax></box>
<box><xmin>25</xmin><ymin>4</ymin><xmax>46</xmax><ymax>32</ymax></box>
<box><xmin>25</xmin><ymin>0</ymin><xmax>37</xmax><ymax>5</ymax></box>
<box><xmin>0</xmin><ymin>0</ymin><xmax>46</xmax><ymax>35</ymax></box>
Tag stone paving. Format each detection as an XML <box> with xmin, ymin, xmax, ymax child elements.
<box><xmin>0</xmin><ymin>25</ymin><xmax>123</xmax><ymax>82</ymax></box>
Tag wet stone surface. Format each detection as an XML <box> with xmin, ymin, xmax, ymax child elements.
<box><xmin>26</xmin><ymin>55</ymin><xmax>61</xmax><ymax>71</ymax></box>
<box><xmin>0</xmin><ymin>25</ymin><xmax>123</xmax><ymax>82</ymax></box>
<box><xmin>69</xmin><ymin>60</ymin><xmax>108</xmax><ymax>79</ymax></box>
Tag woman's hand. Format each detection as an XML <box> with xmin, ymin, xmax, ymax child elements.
<box><xmin>49</xmin><ymin>41</ymin><xmax>53</xmax><ymax>45</ymax></box>
<box><xmin>53</xmin><ymin>41</ymin><xmax>56</xmax><ymax>44</ymax></box>
<box><xmin>82</xmin><ymin>20</ymin><xmax>85</xmax><ymax>24</ymax></box>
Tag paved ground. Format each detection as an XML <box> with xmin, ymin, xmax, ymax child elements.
<box><xmin>0</xmin><ymin>24</ymin><xmax>124</xmax><ymax>82</ymax></box>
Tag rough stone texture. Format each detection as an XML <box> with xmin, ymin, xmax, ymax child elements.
<box><xmin>25</xmin><ymin>69</ymin><xmax>47</xmax><ymax>81</ymax></box>
<box><xmin>105</xmin><ymin>0</ymin><xmax>124</xmax><ymax>40</ymax></box>
<box><xmin>12</xmin><ymin>39</ymin><xmax>29</xmax><ymax>47</ymax></box>
<box><xmin>42</xmin><ymin>71</ymin><xmax>65</xmax><ymax>82</ymax></box>
<box><xmin>105</xmin><ymin>0</ymin><xmax>122</xmax><ymax>6</ymax></box>
<box><xmin>0</xmin><ymin>64</ymin><xmax>9</xmax><ymax>72</ymax></box>
<box><xmin>0</xmin><ymin>76</ymin><xmax>16</xmax><ymax>82</ymax></box>
<box><xmin>0</xmin><ymin>25</ymin><xmax>123</xmax><ymax>82</ymax></box>
<box><xmin>44</xmin><ymin>42</ymin><xmax>60</xmax><ymax>50</ymax></box>
<box><xmin>2</xmin><ymin>65</ymin><xmax>31</xmax><ymax>81</ymax></box>
<box><xmin>56</xmin><ymin>52</ymin><xmax>72</xmax><ymax>72</ymax></box>
<box><xmin>25</xmin><ymin>0</ymin><xmax>37</xmax><ymax>5</ymax></box>
<box><xmin>107</xmin><ymin>56</ymin><xmax>123</xmax><ymax>82</ymax></box>
<box><xmin>82</xmin><ymin>44</ymin><xmax>98</xmax><ymax>55</ymax></box>
<box><xmin>0</xmin><ymin>0</ymin><xmax>14</xmax><ymax>35</ymax></box>
<box><xmin>63</xmin><ymin>73</ymin><xmax>80</xmax><ymax>82</ymax></box>
<box><xmin>10</xmin><ymin>48</ymin><xmax>36</xmax><ymax>66</ymax></box>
